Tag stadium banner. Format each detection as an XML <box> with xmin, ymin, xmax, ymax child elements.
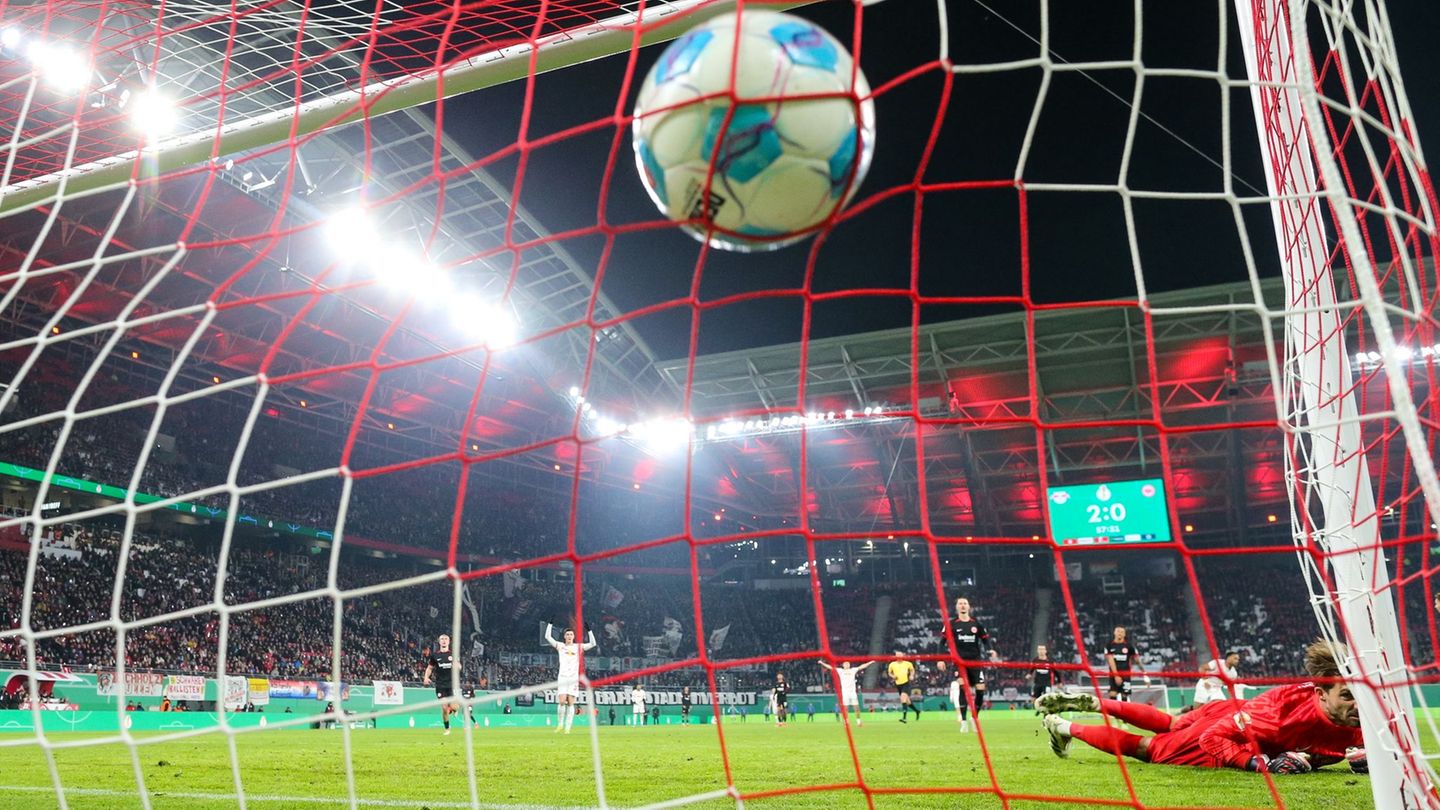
<box><xmin>372</xmin><ymin>680</ymin><xmax>404</xmax><ymax>705</ymax></box>
<box><xmin>222</xmin><ymin>676</ymin><xmax>248</xmax><ymax>709</ymax></box>
<box><xmin>269</xmin><ymin>679</ymin><xmax>319</xmax><ymax>700</ymax></box>
<box><xmin>165</xmin><ymin>675</ymin><xmax>206</xmax><ymax>701</ymax></box>
<box><xmin>542</xmin><ymin>689</ymin><xmax>756</xmax><ymax>706</ymax></box>
<box><xmin>316</xmin><ymin>681</ymin><xmax>350</xmax><ymax>702</ymax></box>
<box><xmin>248</xmin><ymin>678</ymin><xmax>270</xmax><ymax>706</ymax></box>
<box><xmin>96</xmin><ymin>671</ymin><xmax>165</xmax><ymax>697</ymax></box>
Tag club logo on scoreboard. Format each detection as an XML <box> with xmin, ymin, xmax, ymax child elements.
<box><xmin>1096</xmin><ymin>484</ymin><xmax>1112</xmax><ymax>502</ymax></box>
<box><xmin>1050</xmin><ymin>491</ymin><xmax>1070</xmax><ymax>505</ymax></box>
<box><xmin>1141</xmin><ymin>483</ymin><xmax>1156</xmax><ymax>498</ymax></box>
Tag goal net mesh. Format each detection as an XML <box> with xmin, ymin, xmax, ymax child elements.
<box><xmin>0</xmin><ymin>0</ymin><xmax>1436</xmax><ymax>808</ymax></box>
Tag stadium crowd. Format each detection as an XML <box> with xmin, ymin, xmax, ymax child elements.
<box><xmin>4</xmin><ymin>389</ymin><xmax>1430</xmax><ymax>696</ymax></box>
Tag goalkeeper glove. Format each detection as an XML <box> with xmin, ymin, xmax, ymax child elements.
<box><xmin>1346</xmin><ymin>748</ymin><xmax>1368</xmax><ymax>774</ymax></box>
<box><xmin>1246</xmin><ymin>752</ymin><xmax>1312</xmax><ymax>774</ymax></box>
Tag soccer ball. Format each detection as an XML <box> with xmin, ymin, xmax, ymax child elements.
<box><xmin>631</xmin><ymin>10</ymin><xmax>876</xmax><ymax>252</ymax></box>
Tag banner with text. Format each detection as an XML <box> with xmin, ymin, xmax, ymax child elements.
<box><xmin>541</xmin><ymin>689</ymin><xmax>756</xmax><ymax>706</ymax></box>
<box><xmin>222</xmin><ymin>676</ymin><xmax>248</xmax><ymax>709</ymax></box>
<box><xmin>372</xmin><ymin>681</ymin><xmax>404</xmax><ymax>706</ymax></box>
<box><xmin>96</xmin><ymin>672</ymin><xmax>165</xmax><ymax>697</ymax></box>
<box><xmin>165</xmin><ymin>675</ymin><xmax>205</xmax><ymax>701</ymax></box>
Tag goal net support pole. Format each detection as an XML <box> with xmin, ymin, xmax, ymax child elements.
<box><xmin>1235</xmin><ymin>0</ymin><xmax>1439</xmax><ymax>806</ymax></box>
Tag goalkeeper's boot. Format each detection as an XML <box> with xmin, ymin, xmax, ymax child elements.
<box><xmin>1035</xmin><ymin>692</ymin><xmax>1100</xmax><ymax>715</ymax></box>
<box><xmin>1042</xmin><ymin>714</ymin><xmax>1072</xmax><ymax>759</ymax></box>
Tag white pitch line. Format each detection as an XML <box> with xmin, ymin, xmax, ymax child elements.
<box><xmin>0</xmin><ymin>785</ymin><xmax>589</xmax><ymax>809</ymax></box>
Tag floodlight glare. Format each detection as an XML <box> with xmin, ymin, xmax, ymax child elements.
<box><xmin>450</xmin><ymin>295</ymin><xmax>518</xmax><ymax>348</ymax></box>
<box><xmin>324</xmin><ymin>208</ymin><xmax>380</xmax><ymax>263</ymax></box>
<box><xmin>30</xmin><ymin>42</ymin><xmax>89</xmax><ymax>93</ymax></box>
<box><xmin>127</xmin><ymin>89</ymin><xmax>178</xmax><ymax>142</ymax></box>
<box><xmin>1</xmin><ymin>28</ymin><xmax>21</xmax><ymax>50</ymax></box>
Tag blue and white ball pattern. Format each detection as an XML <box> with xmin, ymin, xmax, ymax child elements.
<box><xmin>632</xmin><ymin>10</ymin><xmax>876</xmax><ymax>252</ymax></box>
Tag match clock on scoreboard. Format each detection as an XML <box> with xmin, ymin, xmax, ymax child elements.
<box><xmin>1045</xmin><ymin>478</ymin><xmax>1172</xmax><ymax>546</ymax></box>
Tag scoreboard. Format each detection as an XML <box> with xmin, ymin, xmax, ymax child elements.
<box><xmin>1045</xmin><ymin>478</ymin><xmax>1173</xmax><ymax>546</ymax></box>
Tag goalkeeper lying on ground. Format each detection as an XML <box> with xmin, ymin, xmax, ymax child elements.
<box><xmin>1037</xmin><ymin>638</ymin><xmax>1365</xmax><ymax>775</ymax></box>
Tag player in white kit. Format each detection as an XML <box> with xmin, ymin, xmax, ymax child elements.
<box><xmin>1191</xmin><ymin>651</ymin><xmax>1243</xmax><ymax>705</ymax></box>
<box><xmin>819</xmin><ymin>659</ymin><xmax>874</xmax><ymax>726</ymax></box>
<box><xmin>545</xmin><ymin>623</ymin><xmax>596</xmax><ymax>733</ymax></box>
<box><xmin>630</xmin><ymin>684</ymin><xmax>648</xmax><ymax>726</ymax></box>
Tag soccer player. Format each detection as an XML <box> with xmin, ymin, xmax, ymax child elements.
<box><xmin>1032</xmin><ymin>644</ymin><xmax>1055</xmax><ymax>715</ymax></box>
<box><xmin>1103</xmin><ymin>626</ymin><xmax>1148</xmax><ymax>701</ymax></box>
<box><xmin>773</xmin><ymin>672</ymin><xmax>789</xmax><ymax>726</ymax></box>
<box><xmin>1037</xmin><ymin>639</ymin><xmax>1366</xmax><ymax>774</ymax></box>
<box><xmin>680</xmin><ymin>686</ymin><xmax>692</xmax><ymax>725</ymax></box>
<box><xmin>819</xmin><ymin>659</ymin><xmax>874</xmax><ymax>726</ymax></box>
<box><xmin>887</xmin><ymin>651</ymin><xmax>921</xmax><ymax>723</ymax></box>
<box><xmin>544</xmin><ymin>623</ymin><xmax>596</xmax><ymax>734</ymax></box>
<box><xmin>630</xmin><ymin>683</ymin><xmax>647</xmax><ymax>726</ymax></box>
<box><xmin>952</xmin><ymin>597</ymin><xmax>997</xmax><ymax>732</ymax></box>
<box><xmin>1192</xmin><ymin>651</ymin><xmax>1243</xmax><ymax>705</ymax></box>
<box><xmin>421</xmin><ymin>633</ymin><xmax>460</xmax><ymax>735</ymax></box>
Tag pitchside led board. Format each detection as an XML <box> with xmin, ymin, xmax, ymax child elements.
<box><xmin>1045</xmin><ymin>478</ymin><xmax>1173</xmax><ymax>547</ymax></box>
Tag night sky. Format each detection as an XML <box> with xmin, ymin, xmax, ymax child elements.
<box><xmin>438</xmin><ymin>0</ymin><xmax>1439</xmax><ymax>361</ymax></box>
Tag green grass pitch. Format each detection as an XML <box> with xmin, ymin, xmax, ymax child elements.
<box><xmin>1</xmin><ymin>710</ymin><xmax>1375</xmax><ymax>809</ymax></box>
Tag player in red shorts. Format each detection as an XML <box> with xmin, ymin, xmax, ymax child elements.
<box><xmin>1036</xmin><ymin>639</ymin><xmax>1366</xmax><ymax>775</ymax></box>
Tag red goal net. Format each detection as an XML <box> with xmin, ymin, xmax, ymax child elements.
<box><xmin>1</xmin><ymin>1</ymin><xmax>1437</xmax><ymax>808</ymax></box>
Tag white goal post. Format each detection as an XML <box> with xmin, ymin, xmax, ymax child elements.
<box><xmin>1236</xmin><ymin>0</ymin><xmax>1440</xmax><ymax>806</ymax></box>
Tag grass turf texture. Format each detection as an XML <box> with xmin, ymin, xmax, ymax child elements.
<box><xmin>1</xmin><ymin>711</ymin><xmax>1373</xmax><ymax>809</ymax></box>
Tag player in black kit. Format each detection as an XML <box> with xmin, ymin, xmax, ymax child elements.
<box><xmin>1104</xmin><ymin>626</ymin><xmax>1148</xmax><ymax>701</ymax></box>
<box><xmin>680</xmin><ymin>686</ymin><xmax>693</xmax><ymax>725</ymax></box>
<box><xmin>1032</xmin><ymin>644</ymin><xmax>1055</xmax><ymax>714</ymax></box>
<box><xmin>422</xmin><ymin>633</ymin><xmax>460</xmax><ymax>734</ymax></box>
<box><xmin>772</xmin><ymin>673</ymin><xmax>789</xmax><ymax>726</ymax></box>
<box><xmin>951</xmin><ymin>597</ymin><xmax>995</xmax><ymax>732</ymax></box>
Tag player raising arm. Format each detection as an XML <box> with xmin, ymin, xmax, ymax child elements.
<box><xmin>421</xmin><ymin>634</ymin><xmax>460</xmax><ymax>735</ymax></box>
<box><xmin>545</xmin><ymin>623</ymin><xmax>596</xmax><ymax>734</ymax></box>
<box><xmin>1037</xmin><ymin>639</ymin><xmax>1364</xmax><ymax>774</ymax></box>
<box><xmin>819</xmin><ymin>659</ymin><xmax>874</xmax><ymax>726</ymax></box>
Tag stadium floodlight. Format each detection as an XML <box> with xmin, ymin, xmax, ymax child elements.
<box><xmin>626</xmin><ymin>417</ymin><xmax>693</xmax><ymax>452</ymax></box>
<box><xmin>29</xmin><ymin>42</ymin><xmax>90</xmax><ymax>93</ymax></box>
<box><xmin>126</xmin><ymin>89</ymin><xmax>179</xmax><ymax>142</ymax></box>
<box><xmin>1</xmin><ymin>27</ymin><xmax>21</xmax><ymax>50</ymax></box>
<box><xmin>1355</xmin><ymin>344</ymin><xmax>1440</xmax><ymax>370</ymax></box>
